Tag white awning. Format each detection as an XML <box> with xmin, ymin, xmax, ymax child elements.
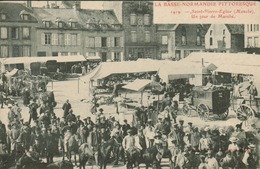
<box><xmin>123</xmin><ymin>79</ymin><xmax>152</xmax><ymax>92</ymax></box>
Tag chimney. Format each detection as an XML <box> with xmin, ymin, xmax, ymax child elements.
<box><xmin>73</xmin><ymin>1</ymin><xmax>81</xmax><ymax>10</ymax></box>
<box><xmin>26</xmin><ymin>1</ymin><xmax>32</xmax><ymax>8</ymax></box>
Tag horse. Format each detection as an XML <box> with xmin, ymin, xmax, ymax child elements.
<box><xmin>125</xmin><ymin>146</ymin><xmax>141</xmax><ymax>169</ymax></box>
<box><xmin>65</xmin><ymin>134</ymin><xmax>78</xmax><ymax>166</ymax></box>
<box><xmin>98</xmin><ymin>139</ymin><xmax>116</xmax><ymax>169</ymax></box>
<box><xmin>78</xmin><ymin>143</ymin><xmax>94</xmax><ymax>169</ymax></box>
<box><xmin>15</xmin><ymin>151</ymin><xmax>47</xmax><ymax>169</ymax></box>
<box><xmin>11</xmin><ymin>141</ymin><xmax>24</xmax><ymax>163</ymax></box>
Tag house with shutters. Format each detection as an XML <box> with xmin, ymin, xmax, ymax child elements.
<box><xmin>0</xmin><ymin>2</ymin><xmax>38</xmax><ymax>58</ymax></box>
<box><xmin>244</xmin><ymin>24</ymin><xmax>260</xmax><ymax>54</ymax></box>
<box><xmin>205</xmin><ymin>24</ymin><xmax>244</xmax><ymax>53</ymax></box>
<box><xmin>33</xmin><ymin>2</ymin><xmax>124</xmax><ymax>61</ymax></box>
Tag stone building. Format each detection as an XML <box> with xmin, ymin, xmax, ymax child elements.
<box><xmin>0</xmin><ymin>2</ymin><xmax>38</xmax><ymax>58</ymax></box>
<box><xmin>244</xmin><ymin>24</ymin><xmax>260</xmax><ymax>54</ymax></box>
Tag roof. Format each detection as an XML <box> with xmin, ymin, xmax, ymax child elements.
<box><xmin>33</xmin><ymin>7</ymin><xmax>122</xmax><ymax>30</ymax></box>
<box><xmin>0</xmin><ymin>3</ymin><xmax>37</xmax><ymax>22</ymax></box>
<box><xmin>216</xmin><ymin>64</ymin><xmax>260</xmax><ymax>76</ymax></box>
<box><xmin>123</xmin><ymin>79</ymin><xmax>153</xmax><ymax>92</ymax></box>
<box><xmin>225</xmin><ymin>24</ymin><xmax>244</xmax><ymax>34</ymax></box>
<box><xmin>157</xmin><ymin>24</ymin><xmax>177</xmax><ymax>31</ymax></box>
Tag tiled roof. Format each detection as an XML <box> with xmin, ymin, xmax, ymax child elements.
<box><xmin>225</xmin><ymin>24</ymin><xmax>244</xmax><ymax>34</ymax></box>
<box><xmin>0</xmin><ymin>3</ymin><xmax>37</xmax><ymax>22</ymax></box>
<box><xmin>33</xmin><ymin>7</ymin><xmax>122</xmax><ymax>30</ymax></box>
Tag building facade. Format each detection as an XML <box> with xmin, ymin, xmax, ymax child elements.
<box><xmin>205</xmin><ymin>24</ymin><xmax>244</xmax><ymax>53</ymax></box>
<box><xmin>0</xmin><ymin>2</ymin><xmax>38</xmax><ymax>58</ymax></box>
<box><xmin>157</xmin><ymin>24</ymin><xmax>208</xmax><ymax>60</ymax></box>
<box><xmin>244</xmin><ymin>24</ymin><xmax>260</xmax><ymax>54</ymax></box>
<box><xmin>33</xmin><ymin>3</ymin><xmax>124</xmax><ymax>61</ymax></box>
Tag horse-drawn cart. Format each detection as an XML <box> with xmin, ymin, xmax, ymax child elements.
<box><xmin>182</xmin><ymin>86</ymin><xmax>231</xmax><ymax>121</ymax></box>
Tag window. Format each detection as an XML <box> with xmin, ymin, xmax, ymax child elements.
<box><xmin>210</xmin><ymin>30</ymin><xmax>213</xmax><ymax>36</ymax></box>
<box><xmin>247</xmin><ymin>37</ymin><xmax>252</xmax><ymax>47</ymax></box>
<box><xmin>114</xmin><ymin>37</ymin><xmax>120</xmax><ymax>47</ymax></box>
<box><xmin>22</xmin><ymin>27</ymin><xmax>30</xmax><ymax>39</ymax></box>
<box><xmin>247</xmin><ymin>24</ymin><xmax>250</xmax><ymax>32</ymax></box>
<box><xmin>101</xmin><ymin>37</ymin><xmax>107</xmax><ymax>47</ymax></box>
<box><xmin>138</xmin><ymin>19</ymin><xmax>143</xmax><ymax>26</ymax></box>
<box><xmin>223</xmin><ymin>37</ymin><xmax>226</xmax><ymax>47</ymax></box>
<box><xmin>22</xmin><ymin>46</ymin><xmax>30</xmax><ymax>57</ymax></box>
<box><xmin>0</xmin><ymin>27</ymin><xmax>8</xmax><ymax>39</ymax></box>
<box><xmin>223</xmin><ymin>29</ymin><xmax>225</xmax><ymax>35</ymax></box>
<box><xmin>12</xmin><ymin>45</ymin><xmax>20</xmax><ymax>57</ymax></box>
<box><xmin>52</xmin><ymin>52</ymin><xmax>58</xmax><ymax>56</ymax></box>
<box><xmin>254</xmin><ymin>37</ymin><xmax>258</xmax><ymax>47</ymax></box>
<box><xmin>114</xmin><ymin>52</ymin><xmax>120</xmax><ymax>61</ymax></box>
<box><xmin>145</xmin><ymin>31</ymin><xmax>150</xmax><ymax>43</ymax></box>
<box><xmin>181</xmin><ymin>27</ymin><xmax>186</xmax><ymax>45</ymax></box>
<box><xmin>210</xmin><ymin>37</ymin><xmax>213</xmax><ymax>46</ymax></box>
<box><xmin>89</xmin><ymin>37</ymin><xmax>95</xmax><ymax>47</ymax></box>
<box><xmin>250</xmin><ymin>24</ymin><xmax>253</xmax><ymax>32</ymax></box>
<box><xmin>44</xmin><ymin>21</ymin><xmax>50</xmax><ymax>28</ymax></box>
<box><xmin>71</xmin><ymin>52</ymin><xmax>77</xmax><ymax>55</ymax></box>
<box><xmin>58</xmin><ymin>34</ymin><xmax>64</xmax><ymax>45</ymax></box>
<box><xmin>71</xmin><ymin>34</ymin><xmax>78</xmax><ymax>46</ymax></box>
<box><xmin>11</xmin><ymin>27</ymin><xmax>19</xmax><ymax>39</ymax></box>
<box><xmin>21</xmin><ymin>14</ymin><xmax>29</xmax><ymax>20</ymax></box>
<box><xmin>89</xmin><ymin>52</ymin><xmax>96</xmax><ymax>56</ymax></box>
<box><xmin>0</xmin><ymin>46</ymin><xmax>8</xmax><ymax>57</ymax></box>
<box><xmin>144</xmin><ymin>14</ymin><xmax>150</xmax><ymax>25</ymax></box>
<box><xmin>0</xmin><ymin>14</ymin><xmax>6</xmax><ymax>20</ymax></box>
<box><xmin>45</xmin><ymin>33</ymin><xmax>51</xmax><ymax>45</ymax></box>
<box><xmin>162</xmin><ymin>36</ymin><xmax>168</xmax><ymax>45</ymax></box>
<box><xmin>131</xmin><ymin>31</ymin><xmax>137</xmax><ymax>42</ymax></box>
<box><xmin>130</xmin><ymin>14</ymin><xmax>137</xmax><ymax>25</ymax></box>
<box><xmin>58</xmin><ymin>22</ymin><xmax>63</xmax><ymax>28</ymax></box>
<box><xmin>71</xmin><ymin>22</ymin><xmax>76</xmax><ymax>28</ymax></box>
<box><xmin>196</xmin><ymin>36</ymin><xmax>201</xmax><ymax>45</ymax></box>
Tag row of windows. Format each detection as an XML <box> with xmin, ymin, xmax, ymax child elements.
<box><xmin>0</xmin><ymin>45</ymin><xmax>30</xmax><ymax>58</ymax></box>
<box><xmin>247</xmin><ymin>37</ymin><xmax>259</xmax><ymax>48</ymax></box>
<box><xmin>86</xmin><ymin>37</ymin><xmax>122</xmax><ymax>48</ymax></box>
<box><xmin>86</xmin><ymin>52</ymin><xmax>121</xmax><ymax>61</ymax></box>
<box><xmin>246</xmin><ymin>24</ymin><xmax>259</xmax><ymax>32</ymax></box>
<box><xmin>0</xmin><ymin>13</ymin><xmax>30</xmax><ymax>21</ymax></box>
<box><xmin>0</xmin><ymin>27</ymin><xmax>30</xmax><ymax>40</ymax></box>
<box><xmin>130</xmin><ymin>14</ymin><xmax>151</xmax><ymax>26</ymax></box>
<box><xmin>209</xmin><ymin>37</ymin><xmax>226</xmax><ymax>47</ymax></box>
<box><xmin>41</xmin><ymin>33</ymin><xmax>81</xmax><ymax>46</ymax></box>
<box><xmin>43</xmin><ymin>21</ymin><xmax>76</xmax><ymax>29</ymax></box>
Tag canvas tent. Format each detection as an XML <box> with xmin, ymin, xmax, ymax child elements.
<box><xmin>181</xmin><ymin>52</ymin><xmax>260</xmax><ymax>67</ymax></box>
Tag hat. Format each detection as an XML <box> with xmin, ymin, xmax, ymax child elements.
<box><xmin>11</xmin><ymin>122</ymin><xmax>17</xmax><ymax>127</ymax></box>
<box><xmin>206</xmin><ymin>150</ymin><xmax>213</xmax><ymax>155</ymax></box>
<box><xmin>148</xmin><ymin>119</ymin><xmax>152</xmax><ymax>122</ymax></box>
<box><xmin>154</xmin><ymin>132</ymin><xmax>162</xmax><ymax>139</ymax></box>
<box><xmin>204</xmin><ymin>127</ymin><xmax>210</xmax><ymax>132</ymax></box>
<box><xmin>87</xmin><ymin>124</ymin><xmax>92</xmax><ymax>128</ymax></box>
<box><xmin>179</xmin><ymin>119</ymin><xmax>184</xmax><ymax>122</ymax></box>
<box><xmin>127</xmin><ymin>129</ymin><xmax>132</xmax><ymax>133</ymax></box>
<box><xmin>236</xmin><ymin>123</ymin><xmax>242</xmax><ymax>128</ymax></box>
<box><xmin>188</xmin><ymin>122</ymin><xmax>192</xmax><ymax>125</ymax></box>
<box><xmin>8</xmin><ymin>104</ymin><xmax>12</xmax><ymax>108</ymax></box>
<box><xmin>41</xmin><ymin>128</ymin><xmax>46</xmax><ymax>131</ymax></box>
<box><xmin>248</xmin><ymin>144</ymin><xmax>255</xmax><ymax>149</ymax></box>
<box><xmin>229</xmin><ymin>137</ymin><xmax>239</xmax><ymax>142</ymax></box>
<box><xmin>154</xmin><ymin>139</ymin><xmax>162</xmax><ymax>144</ymax></box>
<box><xmin>123</xmin><ymin>119</ymin><xmax>127</xmax><ymax>122</ymax></box>
<box><xmin>173</xmin><ymin>123</ymin><xmax>178</xmax><ymax>126</ymax></box>
<box><xmin>99</xmin><ymin>108</ymin><xmax>104</xmax><ymax>112</ymax></box>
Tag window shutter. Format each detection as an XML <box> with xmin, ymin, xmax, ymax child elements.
<box><xmin>107</xmin><ymin>37</ymin><xmax>110</xmax><ymax>47</ymax></box>
<box><xmin>96</xmin><ymin>52</ymin><xmax>99</xmax><ymax>57</ymax></box>
<box><xmin>120</xmin><ymin>52</ymin><xmax>123</xmax><ymax>61</ymax></box>
<box><xmin>41</xmin><ymin>33</ymin><xmax>45</xmax><ymax>45</ymax></box>
<box><xmin>77</xmin><ymin>34</ymin><xmax>81</xmax><ymax>45</ymax></box>
<box><xmin>85</xmin><ymin>37</ymin><xmax>89</xmax><ymax>47</ymax></box>
<box><xmin>86</xmin><ymin>52</ymin><xmax>89</xmax><ymax>56</ymax></box>
<box><xmin>120</xmin><ymin>37</ymin><xmax>124</xmax><ymax>47</ymax></box>
<box><xmin>68</xmin><ymin>34</ymin><xmax>71</xmax><ymax>45</ymax></box>
<box><xmin>111</xmin><ymin>52</ymin><xmax>114</xmax><ymax>61</ymax></box>
<box><xmin>65</xmin><ymin>34</ymin><xmax>68</xmax><ymax>45</ymax></box>
<box><xmin>52</xmin><ymin>33</ymin><xmax>58</xmax><ymax>45</ymax></box>
<box><xmin>110</xmin><ymin>37</ymin><xmax>114</xmax><ymax>47</ymax></box>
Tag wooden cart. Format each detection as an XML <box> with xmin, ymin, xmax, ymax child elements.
<box><xmin>182</xmin><ymin>86</ymin><xmax>231</xmax><ymax>121</ymax></box>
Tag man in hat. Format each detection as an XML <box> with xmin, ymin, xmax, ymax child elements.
<box><xmin>0</xmin><ymin>120</ymin><xmax>6</xmax><ymax>154</ymax></box>
<box><xmin>219</xmin><ymin>127</ymin><xmax>228</xmax><ymax>151</ymax></box>
<box><xmin>97</xmin><ymin>108</ymin><xmax>104</xmax><ymax>117</ymax></box>
<box><xmin>228</xmin><ymin>137</ymin><xmax>240</xmax><ymax>153</ymax></box>
<box><xmin>113</xmin><ymin>130</ymin><xmax>124</xmax><ymax>165</ymax></box>
<box><xmin>62</xmin><ymin>99</ymin><xmax>72</xmax><ymax>119</ymax></box>
<box><xmin>232</xmin><ymin>123</ymin><xmax>246</xmax><ymax>146</ymax></box>
<box><xmin>135</xmin><ymin>129</ymin><xmax>146</xmax><ymax>155</ymax></box>
<box><xmin>28</xmin><ymin>99</ymin><xmax>39</xmax><ymax>125</ymax></box>
<box><xmin>122</xmin><ymin>129</ymin><xmax>136</xmax><ymax>152</ymax></box>
<box><xmin>76</xmin><ymin>115</ymin><xmax>83</xmax><ymax>128</ymax></box>
<box><xmin>66</xmin><ymin>109</ymin><xmax>76</xmax><ymax>124</ymax></box>
<box><xmin>242</xmin><ymin>144</ymin><xmax>257</xmax><ymax>169</ymax></box>
<box><xmin>10</xmin><ymin>122</ymin><xmax>21</xmax><ymax>155</ymax></box>
<box><xmin>122</xmin><ymin>119</ymin><xmax>131</xmax><ymax>138</ymax></box>
<box><xmin>100</xmin><ymin>127</ymin><xmax>110</xmax><ymax>142</ymax></box>
<box><xmin>12</xmin><ymin>102</ymin><xmax>22</xmax><ymax>121</ymax></box>
<box><xmin>46</xmin><ymin>128</ymin><xmax>56</xmax><ymax>163</ymax></box>
<box><xmin>20</xmin><ymin>122</ymin><xmax>31</xmax><ymax>151</ymax></box>
<box><xmin>219</xmin><ymin>151</ymin><xmax>235</xmax><ymax>169</ymax></box>
<box><xmin>84</xmin><ymin>117</ymin><xmax>94</xmax><ymax>127</ymax></box>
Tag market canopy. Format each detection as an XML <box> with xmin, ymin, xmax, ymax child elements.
<box><xmin>89</xmin><ymin>59</ymin><xmax>163</xmax><ymax>81</ymax></box>
<box><xmin>181</xmin><ymin>52</ymin><xmax>260</xmax><ymax>67</ymax></box>
<box><xmin>215</xmin><ymin>64</ymin><xmax>260</xmax><ymax>76</ymax></box>
<box><xmin>123</xmin><ymin>79</ymin><xmax>153</xmax><ymax>92</ymax></box>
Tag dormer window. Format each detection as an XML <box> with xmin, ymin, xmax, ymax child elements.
<box><xmin>0</xmin><ymin>13</ymin><xmax>6</xmax><ymax>20</ymax></box>
<box><xmin>100</xmin><ymin>24</ymin><xmax>108</xmax><ymax>30</ymax></box>
<box><xmin>70</xmin><ymin>22</ymin><xmax>76</xmax><ymax>28</ymax></box>
<box><xmin>86</xmin><ymin>18</ymin><xmax>96</xmax><ymax>30</ymax></box>
<box><xmin>43</xmin><ymin>21</ymin><xmax>50</xmax><ymax>28</ymax></box>
<box><xmin>21</xmin><ymin>14</ymin><xmax>29</xmax><ymax>20</ymax></box>
<box><xmin>58</xmin><ymin>22</ymin><xmax>63</xmax><ymax>28</ymax></box>
<box><xmin>112</xmin><ymin>24</ymin><xmax>121</xmax><ymax>30</ymax></box>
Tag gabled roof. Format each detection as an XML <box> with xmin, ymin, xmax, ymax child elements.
<box><xmin>0</xmin><ymin>3</ymin><xmax>37</xmax><ymax>22</ymax></box>
<box><xmin>225</xmin><ymin>24</ymin><xmax>244</xmax><ymax>34</ymax></box>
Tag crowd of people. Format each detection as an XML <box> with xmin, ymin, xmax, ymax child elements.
<box><xmin>0</xmin><ymin>90</ymin><xmax>259</xmax><ymax>169</ymax></box>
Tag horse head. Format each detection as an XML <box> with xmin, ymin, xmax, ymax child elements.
<box><xmin>99</xmin><ymin>139</ymin><xmax>115</xmax><ymax>158</ymax></box>
<box><xmin>79</xmin><ymin>143</ymin><xmax>94</xmax><ymax>158</ymax></box>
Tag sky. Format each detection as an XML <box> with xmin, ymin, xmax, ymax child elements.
<box><xmin>3</xmin><ymin>1</ymin><xmax>104</xmax><ymax>9</ymax></box>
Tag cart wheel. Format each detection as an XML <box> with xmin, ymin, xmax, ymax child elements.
<box><xmin>218</xmin><ymin>109</ymin><xmax>229</xmax><ymax>120</ymax></box>
<box><xmin>182</xmin><ymin>103</ymin><xmax>191</xmax><ymax>117</ymax></box>
<box><xmin>197</xmin><ymin>103</ymin><xmax>209</xmax><ymax>120</ymax></box>
<box><xmin>236</xmin><ymin>104</ymin><xmax>255</xmax><ymax>121</ymax></box>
